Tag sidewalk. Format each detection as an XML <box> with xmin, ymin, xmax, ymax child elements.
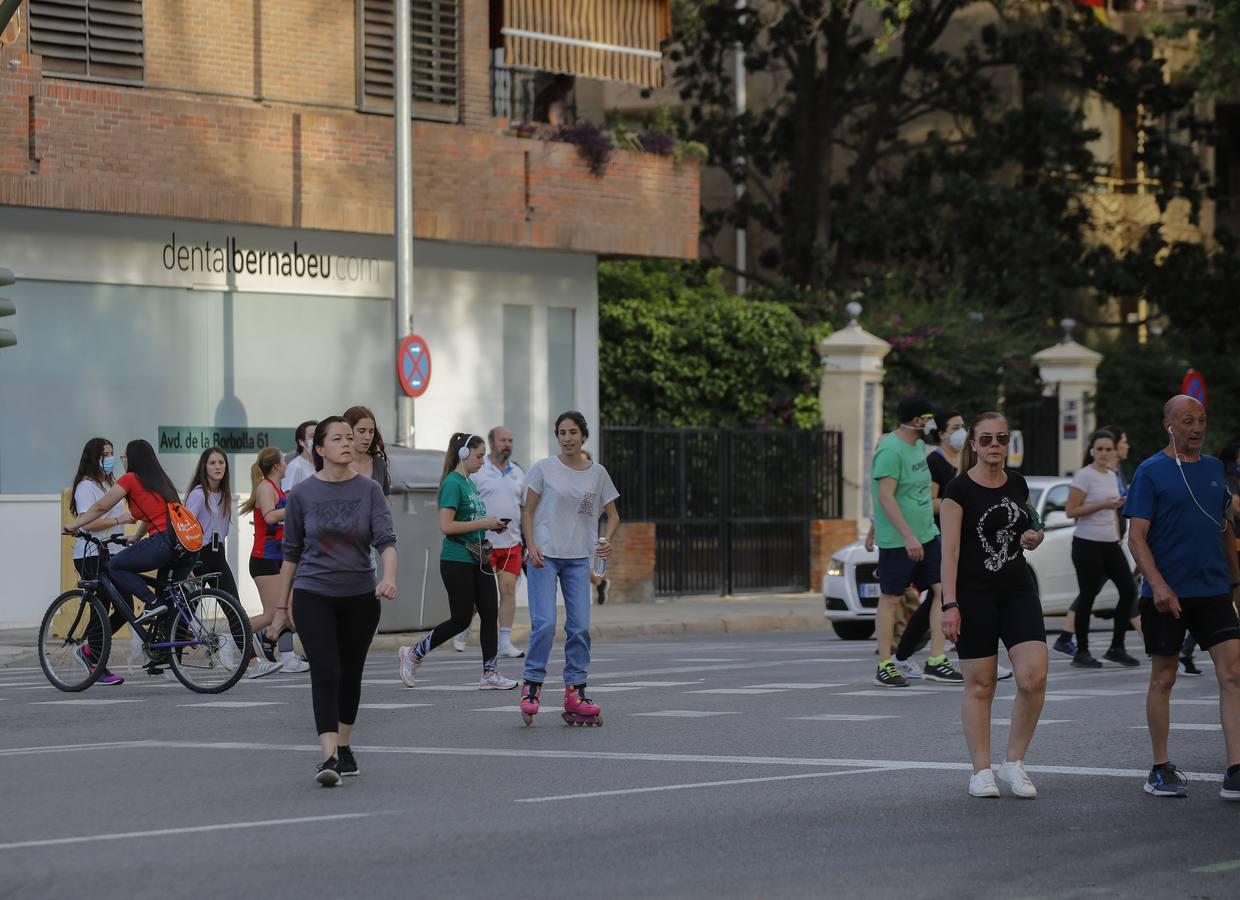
<box><xmin>0</xmin><ymin>593</ymin><xmax>827</xmax><ymax>668</ymax></box>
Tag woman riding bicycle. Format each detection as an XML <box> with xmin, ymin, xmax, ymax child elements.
<box><xmin>65</xmin><ymin>439</ymin><xmax>184</xmax><ymax>640</ymax></box>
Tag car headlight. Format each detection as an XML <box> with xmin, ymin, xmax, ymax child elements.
<box><xmin>826</xmin><ymin>558</ymin><xmax>845</xmax><ymax>577</ymax></box>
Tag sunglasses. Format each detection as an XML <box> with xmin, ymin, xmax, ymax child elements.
<box><xmin>976</xmin><ymin>432</ymin><xmax>1010</xmax><ymax>447</ymax></box>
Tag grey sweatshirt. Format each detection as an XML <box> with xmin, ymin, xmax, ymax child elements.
<box><xmin>282</xmin><ymin>474</ymin><xmax>396</xmax><ymax>596</ymax></box>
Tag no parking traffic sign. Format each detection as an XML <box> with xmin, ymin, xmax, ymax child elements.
<box><xmin>1180</xmin><ymin>369</ymin><xmax>1207</xmax><ymax>408</ymax></box>
<box><xmin>397</xmin><ymin>334</ymin><xmax>431</xmax><ymax>398</ymax></box>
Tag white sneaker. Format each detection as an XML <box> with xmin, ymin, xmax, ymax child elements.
<box><xmin>452</xmin><ymin>633</ymin><xmax>467</xmax><ymax>652</ymax></box>
<box><xmin>997</xmin><ymin>665</ymin><xmax>1014</xmax><ymax>681</ymax></box>
<box><xmin>968</xmin><ymin>768</ymin><xmax>1000</xmax><ymax>798</ymax></box>
<box><xmin>997</xmin><ymin>759</ymin><xmax>1038</xmax><ymax>799</ymax></box>
<box><xmin>247</xmin><ymin>659</ymin><xmax>283</xmax><ymax>680</ymax></box>
<box><xmin>398</xmin><ymin>645</ymin><xmax>421</xmax><ymax>688</ymax></box>
<box><xmin>281</xmin><ymin>652</ymin><xmax>310</xmax><ymax>674</ymax></box>
<box><xmin>217</xmin><ymin>634</ymin><xmax>239</xmax><ymax>669</ymax></box>
<box><xmin>893</xmin><ymin>659</ymin><xmax>923</xmax><ymax>680</ymax></box>
<box><xmin>499</xmin><ymin>641</ymin><xmax>525</xmax><ymax>659</ymax></box>
<box><xmin>479</xmin><ymin>671</ymin><xmax>519</xmax><ymax>690</ymax></box>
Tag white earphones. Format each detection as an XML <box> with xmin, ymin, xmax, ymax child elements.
<box><xmin>458</xmin><ymin>434</ymin><xmax>477</xmax><ymax>460</ymax></box>
<box><xmin>1167</xmin><ymin>424</ymin><xmax>1225</xmax><ymax>532</ymax></box>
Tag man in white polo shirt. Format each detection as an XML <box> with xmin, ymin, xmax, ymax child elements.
<box><xmin>454</xmin><ymin>425</ymin><xmax>526</xmax><ymax>657</ymax></box>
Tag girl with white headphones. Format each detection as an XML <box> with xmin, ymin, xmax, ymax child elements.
<box><xmin>398</xmin><ymin>433</ymin><xmax>518</xmax><ymax>690</ymax></box>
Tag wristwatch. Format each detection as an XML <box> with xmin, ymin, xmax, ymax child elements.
<box><xmin>941</xmin><ymin>602</ymin><xmax>959</xmax><ymax>612</ymax></box>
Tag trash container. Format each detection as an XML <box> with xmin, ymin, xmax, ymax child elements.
<box><xmin>378</xmin><ymin>446</ymin><xmax>451</xmax><ymax>633</ymax></box>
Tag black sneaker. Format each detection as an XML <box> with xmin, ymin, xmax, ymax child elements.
<box><xmin>1144</xmin><ymin>763</ymin><xmax>1188</xmax><ymax>798</ymax></box>
<box><xmin>1221</xmin><ymin>768</ymin><xmax>1240</xmax><ymax>802</ymax></box>
<box><xmin>1103</xmin><ymin>648</ymin><xmax>1140</xmax><ymax>667</ymax></box>
<box><xmin>1052</xmin><ymin>635</ymin><xmax>1077</xmax><ymax>657</ymax></box>
<box><xmin>1071</xmin><ymin>651</ymin><xmax>1103</xmax><ymax>669</ymax></box>
<box><xmin>922</xmin><ymin>657</ymin><xmax>963</xmax><ymax>683</ymax></box>
<box><xmin>337</xmin><ymin>745</ymin><xmax>359</xmax><ymax>777</ymax></box>
<box><xmin>315</xmin><ymin>757</ymin><xmax>341</xmax><ymax>787</ymax></box>
<box><xmin>1179</xmin><ymin>656</ymin><xmax>1204</xmax><ymax>677</ymax></box>
<box><xmin>596</xmin><ymin>578</ymin><xmax>608</xmax><ymax>605</ymax></box>
<box><xmin>874</xmin><ymin>661</ymin><xmax>910</xmax><ymax>687</ymax></box>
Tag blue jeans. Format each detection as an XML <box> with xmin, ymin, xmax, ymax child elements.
<box><xmin>522</xmin><ymin>556</ymin><xmax>591</xmax><ymax>686</ymax></box>
<box><xmin>109</xmin><ymin>532</ymin><xmax>178</xmax><ymax>610</ymax></box>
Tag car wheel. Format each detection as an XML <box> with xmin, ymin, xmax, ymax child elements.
<box><xmin>831</xmin><ymin>621</ymin><xmax>876</xmax><ymax>641</ymax></box>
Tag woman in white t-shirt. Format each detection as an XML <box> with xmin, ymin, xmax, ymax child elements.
<box><xmin>1065</xmin><ymin>430</ymin><xmax>1138</xmax><ymax>669</ymax></box>
<box><xmin>69</xmin><ymin>437</ymin><xmax>133</xmax><ymax>686</ymax></box>
<box><xmin>518</xmin><ymin>412</ymin><xmax>620</xmax><ymax>726</ymax></box>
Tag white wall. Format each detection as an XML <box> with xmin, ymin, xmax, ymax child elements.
<box><xmin>0</xmin><ymin>496</ymin><xmax>62</xmax><ymax>628</ymax></box>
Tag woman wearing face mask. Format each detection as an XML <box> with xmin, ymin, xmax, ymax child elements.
<box><xmin>516</xmin><ymin>411</ymin><xmax>620</xmax><ymax>726</ymax></box>
<box><xmin>1064</xmin><ymin>430</ymin><xmax>1139</xmax><ymax>669</ymax></box>
<box><xmin>239</xmin><ymin>447</ymin><xmax>289</xmax><ymax>678</ymax></box>
<box><xmin>282</xmin><ymin>420</ymin><xmax>319</xmax><ymax>493</ymax></box>
<box><xmin>941</xmin><ymin>412</ymin><xmax>1047</xmax><ymax>799</ymax></box>
<box><xmin>68</xmin><ymin>437</ymin><xmax>133</xmax><ymax>686</ymax></box>
<box><xmin>398</xmin><ymin>433</ymin><xmax>518</xmax><ymax>691</ymax></box>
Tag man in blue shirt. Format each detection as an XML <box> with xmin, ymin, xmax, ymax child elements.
<box><xmin>1126</xmin><ymin>395</ymin><xmax>1240</xmax><ymax>801</ymax></box>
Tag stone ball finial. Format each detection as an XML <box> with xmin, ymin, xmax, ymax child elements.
<box><xmin>1060</xmin><ymin>317</ymin><xmax>1076</xmax><ymax>342</ymax></box>
<box><xmin>845</xmin><ymin>300</ymin><xmax>863</xmax><ymax>326</ymax></box>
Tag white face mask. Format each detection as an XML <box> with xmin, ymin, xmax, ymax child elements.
<box><xmin>948</xmin><ymin>429</ymin><xmax>967</xmax><ymax>451</ymax></box>
<box><xmin>922</xmin><ymin>417</ymin><xmax>937</xmax><ymax>437</ymax></box>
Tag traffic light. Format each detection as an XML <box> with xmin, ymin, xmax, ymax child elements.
<box><xmin>0</xmin><ymin>268</ymin><xmax>14</xmax><ymax>349</ymax></box>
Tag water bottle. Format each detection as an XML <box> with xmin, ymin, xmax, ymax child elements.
<box><xmin>593</xmin><ymin>537</ymin><xmax>609</xmax><ymax>578</ymax></box>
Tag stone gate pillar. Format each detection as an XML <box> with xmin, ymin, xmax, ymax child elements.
<box><xmin>819</xmin><ymin>302</ymin><xmax>892</xmax><ymax>534</ymax></box>
<box><xmin>1032</xmin><ymin>319</ymin><xmax>1102</xmax><ymax>477</ymax></box>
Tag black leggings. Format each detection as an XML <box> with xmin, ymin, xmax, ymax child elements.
<box><xmin>293</xmin><ymin>589</ymin><xmax>381</xmax><ymax>735</ymax></box>
<box><xmin>197</xmin><ymin>542</ymin><xmax>238</xmax><ymax>600</ymax></box>
<box><xmin>75</xmin><ymin>557</ymin><xmax>130</xmax><ymax>660</ymax></box>
<box><xmin>413</xmin><ymin>560</ymin><xmax>498</xmax><ymax>671</ymax></box>
<box><xmin>1071</xmin><ymin>537</ymin><xmax>1136</xmax><ymax>653</ymax></box>
<box><xmin>895</xmin><ymin>592</ymin><xmax>934</xmax><ymax>661</ymax></box>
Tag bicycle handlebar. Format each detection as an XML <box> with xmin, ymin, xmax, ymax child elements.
<box><xmin>64</xmin><ymin>530</ymin><xmax>128</xmax><ymax>549</ymax></box>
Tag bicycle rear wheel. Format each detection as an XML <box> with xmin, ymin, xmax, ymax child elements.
<box><xmin>39</xmin><ymin>590</ymin><xmax>112</xmax><ymax>692</ymax></box>
<box><xmin>167</xmin><ymin>589</ymin><xmax>252</xmax><ymax>693</ymax></box>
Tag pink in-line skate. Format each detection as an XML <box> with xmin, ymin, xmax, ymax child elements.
<box><xmin>561</xmin><ymin>684</ymin><xmax>603</xmax><ymax>727</ymax></box>
<box><xmin>520</xmin><ymin>680</ymin><xmax>542</xmax><ymax>726</ymax></box>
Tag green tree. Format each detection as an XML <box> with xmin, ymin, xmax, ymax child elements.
<box><xmin>1158</xmin><ymin>0</ymin><xmax>1240</xmax><ymax>99</ymax></box>
<box><xmin>599</xmin><ymin>261</ymin><xmax>827</xmax><ymax>427</ymax></box>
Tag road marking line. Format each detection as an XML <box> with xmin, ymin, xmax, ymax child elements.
<box><xmin>14</xmin><ymin>739</ymin><xmax>1225</xmax><ymax>782</ymax></box>
<box><xmin>833</xmin><ymin>690</ymin><xmax>937</xmax><ymax>697</ymax></box>
<box><xmin>515</xmin><ymin>766</ymin><xmax>892</xmax><ymax>803</ymax></box>
<box><xmin>601</xmin><ymin>681</ymin><xmax>705</xmax><ymax>687</ymax></box>
<box><xmin>793</xmin><ymin>714</ymin><xmax>899</xmax><ymax>722</ymax></box>
<box><xmin>178</xmin><ymin>701</ymin><xmax>285</xmax><ymax>708</ymax></box>
<box><xmin>357</xmin><ymin>703</ymin><xmax>433</xmax><ymax>709</ymax></box>
<box><xmin>1171</xmin><ymin>699</ymin><xmax>1218</xmax><ymax>705</ymax></box>
<box><xmin>679</xmin><ymin>658</ymin><xmax>743</xmax><ymax>662</ymax></box>
<box><xmin>685</xmin><ymin>688</ymin><xmax>785</xmax><ymax>695</ymax></box>
<box><xmin>1190</xmin><ymin>858</ymin><xmax>1240</xmax><ymax>874</ymax></box>
<box><xmin>1053</xmin><ymin>688</ymin><xmax>1143</xmax><ymax>697</ymax></box>
<box><xmin>32</xmin><ymin>699</ymin><xmax>144</xmax><ymax>706</ymax></box>
<box><xmin>630</xmin><ymin>710</ymin><xmax>742</xmax><ymax>718</ymax></box>
<box><xmin>473</xmin><ymin>706</ymin><xmax>519</xmax><ymax>712</ymax></box>
<box><xmin>0</xmin><ymin>741</ymin><xmax>145</xmax><ymax>757</ymax></box>
<box><xmin>586</xmin><ymin>659</ymin><xmax>844</xmax><ymax>679</ymax></box>
<box><xmin>989</xmin><ymin>719</ymin><xmax>1073</xmax><ymax>725</ymax></box>
<box><xmin>585</xmin><ymin>686</ymin><xmax>643</xmax><ymax>693</ymax></box>
<box><xmin>404</xmin><ymin>685</ymin><xmax>484</xmax><ymax>692</ymax></box>
<box><xmin>0</xmin><ymin>812</ymin><xmax>383</xmax><ymax>853</ymax></box>
<box><xmin>748</xmin><ymin>683</ymin><xmax>844</xmax><ymax>689</ymax></box>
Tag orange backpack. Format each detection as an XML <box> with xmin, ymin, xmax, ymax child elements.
<box><xmin>166</xmin><ymin>501</ymin><xmax>205</xmax><ymax>552</ymax></box>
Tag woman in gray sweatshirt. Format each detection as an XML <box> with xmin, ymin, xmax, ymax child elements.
<box><xmin>275</xmin><ymin>416</ymin><xmax>397</xmax><ymax>787</ymax></box>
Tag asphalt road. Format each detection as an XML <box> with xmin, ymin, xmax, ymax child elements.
<box><xmin>3</xmin><ymin>631</ymin><xmax>1237</xmax><ymax>899</ymax></box>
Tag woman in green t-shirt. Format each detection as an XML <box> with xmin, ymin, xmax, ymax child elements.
<box><xmin>398</xmin><ymin>433</ymin><xmax>519</xmax><ymax>690</ymax></box>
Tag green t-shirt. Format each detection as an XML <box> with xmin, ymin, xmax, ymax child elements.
<box><xmin>871</xmin><ymin>432</ymin><xmax>938</xmax><ymax>549</ymax></box>
<box><xmin>439</xmin><ymin>471</ymin><xmax>488</xmax><ymax>563</ymax></box>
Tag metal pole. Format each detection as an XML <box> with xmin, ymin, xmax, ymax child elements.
<box><xmin>734</xmin><ymin>0</ymin><xmax>747</xmax><ymax>296</ymax></box>
<box><xmin>394</xmin><ymin>0</ymin><xmax>415</xmax><ymax>446</ymax></box>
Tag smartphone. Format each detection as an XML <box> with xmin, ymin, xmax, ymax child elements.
<box><xmin>498</xmin><ymin>517</ymin><xmax>511</xmax><ymax>528</ymax></box>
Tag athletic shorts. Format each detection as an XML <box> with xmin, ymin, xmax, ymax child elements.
<box><xmin>877</xmin><ymin>537</ymin><xmax>941</xmax><ymax>596</ymax></box>
<box><xmin>955</xmin><ymin>583</ymin><xmax>1046</xmax><ymax>660</ymax></box>
<box><xmin>490</xmin><ymin>545</ymin><xmax>523</xmax><ymax>577</ymax></box>
<box><xmin>1140</xmin><ymin>594</ymin><xmax>1240</xmax><ymax>657</ymax></box>
<box><xmin>249</xmin><ymin>556</ymin><xmax>282</xmax><ymax>579</ymax></box>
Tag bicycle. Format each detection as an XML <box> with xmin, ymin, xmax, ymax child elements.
<box><xmin>39</xmin><ymin>532</ymin><xmax>253</xmax><ymax>694</ymax></box>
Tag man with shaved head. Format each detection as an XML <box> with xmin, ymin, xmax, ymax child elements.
<box><xmin>1125</xmin><ymin>395</ymin><xmax>1240</xmax><ymax>801</ymax></box>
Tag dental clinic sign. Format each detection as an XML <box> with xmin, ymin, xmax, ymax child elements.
<box><xmin>0</xmin><ymin>209</ymin><xmax>395</xmax><ymax>298</ymax></box>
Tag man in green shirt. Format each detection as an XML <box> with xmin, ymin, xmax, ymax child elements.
<box><xmin>870</xmin><ymin>396</ymin><xmax>961</xmax><ymax>687</ymax></box>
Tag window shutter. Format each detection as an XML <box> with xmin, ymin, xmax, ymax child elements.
<box><xmin>29</xmin><ymin>0</ymin><xmax>144</xmax><ymax>82</ymax></box>
<box><xmin>359</xmin><ymin>0</ymin><xmax>459</xmax><ymax>121</ymax></box>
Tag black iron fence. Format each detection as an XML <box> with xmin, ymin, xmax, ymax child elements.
<box><xmin>602</xmin><ymin>428</ymin><xmax>843</xmax><ymax>596</ymax></box>
<box><xmin>1006</xmin><ymin>388</ymin><xmax>1061</xmax><ymax>476</ymax></box>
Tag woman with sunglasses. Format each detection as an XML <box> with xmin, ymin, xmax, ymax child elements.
<box><xmin>1064</xmin><ymin>430</ymin><xmax>1139</xmax><ymax>669</ymax></box>
<box><xmin>940</xmin><ymin>413</ymin><xmax>1048</xmax><ymax>799</ymax></box>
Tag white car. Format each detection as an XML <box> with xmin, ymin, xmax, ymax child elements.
<box><xmin>823</xmin><ymin>475</ymin><xmax>1135</xmax><ymax>640</ymax></box>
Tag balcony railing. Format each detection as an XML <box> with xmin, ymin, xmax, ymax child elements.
<box><xmin>491</xmin><ymin>61</ymin><xmax>577</xmax><ymax>125</ymax></box>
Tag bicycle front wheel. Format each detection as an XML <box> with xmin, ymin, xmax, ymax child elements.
<box><xmin>39</xmin><ymin>589</ymin><xmax>112</xmax><ymax>692</ymax></box>
<box><xmin>167</xmin><ymin>589</ymin><xmax>252</xmax><ymax>693</ymax></box>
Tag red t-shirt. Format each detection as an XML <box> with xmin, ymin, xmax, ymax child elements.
<box><xmin>117</xmin><ymin>472</ymin><xmax>170</xmax><ymax>533</ymax></box>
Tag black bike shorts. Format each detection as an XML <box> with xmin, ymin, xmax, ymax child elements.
<box><xmin>1140</xmin><ymin>594</ymin><xmax>1240</xmax><ymax>657</ymax></box>
<box><xmin>955</xmin><ymin>583</ymin><xmax>1046</xmax><ymax>660</ymax></box>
